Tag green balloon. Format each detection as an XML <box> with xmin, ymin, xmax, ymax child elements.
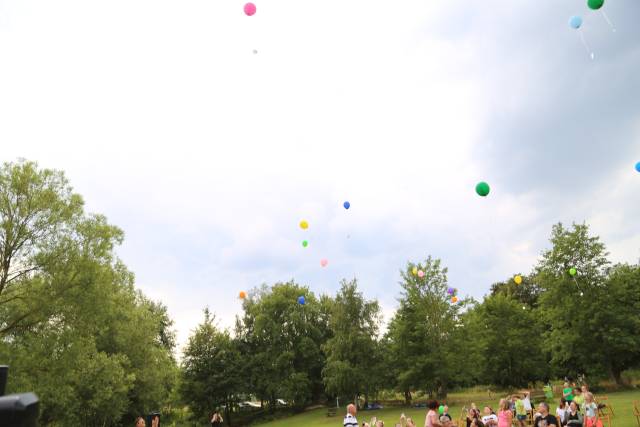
<box><xmin>302</xmin><ymin>240</ymin><xmax>308</xmax><ymax>248</ymax></box>
<box><xmin>475</xmin><ymin>181</ymin><xmax>490</xmax><ymax>197</ymax></box>
<box><xmin>587</xmin><ymin>0</ymin><xmax>604</xmax><ymax>10</ymax></box>
<box><xmin>569</xmin><ymin>267</ymin><xmax>577</xmax><ymax>276</ymax></box>
<box><xmin>439</xmin><ymin>405</ymin><xmax>444</xmax><ymax>415</ymax></box>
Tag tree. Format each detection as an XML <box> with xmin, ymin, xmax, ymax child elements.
<box><xmin>0</xmin><ymin>160</ymin><xmax>84</xmax><ymax>334</ymax></box>
<box><xmin>466</xmin><ymin>294</ymin><xmax>546</xmax><ymax>387</ymax></box>
<box><xmin>490</xmin><ymin>274</ymin><xmax>541</xmax><ymax>308</ymax></box>
<box><xmin>387</xmin><ymin>257</ymin><xmax>468</xmax><ymax>398</ymax></box>
<box><xmin>181</xmin><ymin>309</ymin><xmax>242</xmax><ymax>424</ymax></box>
<box><xmin>0</xmin><ymin>160</ymin><xmax>178</xmax><ymax>425</ymax></box>
<box><xmin>235</xmin><ymin>281</ymin><xmax>329</xmax><ymax>409</ymax></box>
<box><xmin>535</xmin><ymin>222</ymin><xmax>640</xmax><ymax>384</ymax></box>
<box><xmin>322</xmin><ymin>278</ymin><xmax>382</xmax><ymax>406</ymax></box>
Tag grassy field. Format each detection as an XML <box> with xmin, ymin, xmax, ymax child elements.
<box><xmin>255</xmin><ymin>389</ymin><xmax>640</xmax><ymax>427</ymax></box>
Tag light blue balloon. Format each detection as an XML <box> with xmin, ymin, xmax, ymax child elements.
<box><xmin>569</xmin><ymin>15</ymin><xmax>582</xmax><ymax>29</ymax></box>
<box><xmin>636</xmin><ymin>162</ymin><xmax>640</xmax><ymax>173</ymax></box>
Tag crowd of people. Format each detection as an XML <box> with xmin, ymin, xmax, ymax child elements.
<box><xmin>342</xmin><ymin>381</ymin><xmax>605</xmax><ymax>427</ymax></box>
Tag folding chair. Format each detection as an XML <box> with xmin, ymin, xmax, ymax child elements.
<box><xmin>633</xmin><ymin>402</ymin><xmax>640</xmax><ymax>427</ymax></box>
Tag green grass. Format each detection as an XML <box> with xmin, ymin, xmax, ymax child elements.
<box><xmin>255</xmin><ymin>389</ymin><xmax>640</xmax><ymax>427</ymax></box>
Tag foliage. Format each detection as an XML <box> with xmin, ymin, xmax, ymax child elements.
<box><xmin>0</xmin><ymin>160</ymin><xmax>177</xmax><ymax>426</ymax></box>
<box><xmin>322</xmin><ymin>279</ymin><xmax>382</xmax><ymax>405</ymax></box>
<box><xmin>181</xmin><ymin>309</ymin><xmax>242</xmax><ymax>424</ymax></box>
<box><xmin>236</xmin><ymin>282</ymin><xmax>330</xmax><ymax>409</ymax></box>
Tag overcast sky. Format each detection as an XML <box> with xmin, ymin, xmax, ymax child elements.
<box><xmin>1</xmin><ymin>0</ymin><xmax>639</xmax><ymax>353</ymax></box>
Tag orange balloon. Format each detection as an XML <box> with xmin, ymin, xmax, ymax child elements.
<box><xmin>451</xmin><ymin>296</ymin><xmax>458</xmax><ymax>303</ymax></box>
<box><xmin>239</xmin><ymin>291</ymin><xmax>247</xmax><ymax>299</ymax></box>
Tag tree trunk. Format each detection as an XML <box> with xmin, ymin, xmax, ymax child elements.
<box><xmin>609</xmin><ymin>365</ymin><xmax>623</xmax><ymax>386</ymax></box>
<box><xmin>404</xmin><ymin>390</ymin><xmax>412</xmax><ymax>405</ymax></box>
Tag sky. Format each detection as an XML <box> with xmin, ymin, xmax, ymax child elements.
<box><xmin>1</xmin><ymin>0</ymin><xmax>639</xmax><ymax>353</ymax></box>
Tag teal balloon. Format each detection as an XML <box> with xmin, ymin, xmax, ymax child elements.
<box><xmin>587</xmin><ymin>0</ymin><xmax>604</xmax><ymax>10</ymax></box>
<box><xmin>475</xmin><ymin>181</ymin><xmax>490</xmax><ymax>197</ymax></box>
<box><xmin>569</xmin><ymin>16</ymin><xmax>582</xmax><ymax>29</ymax></box>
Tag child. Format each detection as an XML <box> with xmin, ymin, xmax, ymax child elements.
<box><xmin>566</xmin><ymin>401</ymin><xmax>583</xmax><ymax>427</ymax></box>
<box><xmin>583</xmin><ymin>393</ymin><xmax>602</xmax><ymax>427</ymax></box>
<box><xmin>563</xmin><ymin>382</ymin><xmax>574</xmax><ymax>403</ymax></box>
<box><xmin>515</xmin><ymin>395</ymin><xmax>528</xmax><ymax>427</ymax></box>
<box><xmin>482</xmin><ymin>406</ymin><xmax>498</xmax><ymax>427</ymax></box>
<box><xmin>440</xmin><ymin>405</ymin><xmax>455</xmax><ymax>427</ymax></box>
<box><xmin>556</xmin><ymin>398</ymin><xmax>569</xmax><ymax>425</ymax></box>
<box><xmin>498</xmin><ymin>399</ymin><xmax>513</xmax><ymax>427</ymax></box>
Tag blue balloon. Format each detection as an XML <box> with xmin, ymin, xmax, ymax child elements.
<box><xmin>569</xmin><ymin>15</ymin><xmax>582</xmax><ymax>29</ymax></box>
<box><xmin>297</xmin><ymin>296</ymin><xmax>306</xmax><ymax>305</ymax></box>
<box><xmin>343</xmin><ymin>201</ymin><xmax>350</xmax><ymax>210</ymax></box>
<box><xmin>636</xmin><ymin>162</ymin><xmax>640</xmax><ymax>172</ymax></box>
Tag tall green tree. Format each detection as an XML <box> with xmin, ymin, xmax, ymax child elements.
<box><xmin>0</xmin><ymin>160</ymin><xmax>178</xmax><ymax>425</ymax></box>
<box><xmin>466</xmin><ymin>294</ymin><xmax>546</xmax><ymax>387</ymax></box>
<box><xmin>322</xmin><ymin>278</ymin><xmax>382</xmax><ymax>406</ymax></box>
<box><xmin>385</xmin><ymin>257</ymin><xmax>465</xmax><ymax>398</ymax></box>
<box><xmin>181</xmin><ymin>309</ymin><xmax>242</xmax><ymax>424</ymax></box>
<box><xmin>235</xmin><ymin>281</ymin><xmax>329</xmax><ymax>409</ymax></box>
<box><xmin>535</xmin><ymin>222</ymin><xmax>640</xmax><ymax>384</ymax></box>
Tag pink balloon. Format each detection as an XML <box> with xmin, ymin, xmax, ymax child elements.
<box><xmin>244</xmin><ymin>2</ymin><xmax>256</xmax><ymax>16</ymax></box>
<box><xmin>320</xmin><ymin>259</ymin><xmax>328</xmax><ymax>267</ymax></box>
<box><xmin>418</xmin><ymin>270</ymin><xmax>425</xmax><ymax>278</ymax></box>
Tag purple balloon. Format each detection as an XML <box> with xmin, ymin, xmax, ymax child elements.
<box><xmin>447</xmin><ymin>287</ymin><xmax>454</xmax><ymax>295</ymax></box>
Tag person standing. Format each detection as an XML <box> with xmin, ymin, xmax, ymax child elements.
<box><xmin>562</xmin><ymin>383</ymin><xmax>574</xmax><ymax>403</ymax></box>
<box><xmin>425</xmin><ymin>400</ymin><xmax>443</xmax><ymax>427</ymax></box>
<box><xmin>344</xmin><ymin>403</ymin><xmax>358</xmax><ymax>427</ymax></box>
<box><xmin>515</xmin><ymin>396</ymin><xmax>528</xmax><ymax>427</ymax></box>
<box><xmin>534</xmin><ymin>403</ymin><xmax>558</xmax><ymax>427</ymax></box>
<box><xmin>498</xmin><ymin>399</ymin><xmax>513</xmax><ymax>427</ymax></box>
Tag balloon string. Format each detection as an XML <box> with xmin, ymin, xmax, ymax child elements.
<box><xmin>579</xmin><ymin>30</ymin><xmax>594</xmax><ymax>60</ymax></box>
<box><xmin>601</xmin><ymin>10</ymin><xmax>616</xmax><ymax>32</ymax></box>
<box><xmin>572</xmin><ymin>276</ymin><xmax>583</xmax><ymax>293</ymax></box>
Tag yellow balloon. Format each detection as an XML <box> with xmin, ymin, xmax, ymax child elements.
<box><xmin>299</xmin><ymin>220</ymin><xmax>309</xmax><ymax>230</ymax></box>
<box><xmin>514</xmin><ymin>275</ymin><xmax>522</xmax><ymax>285</ymax></box>
<box><xmin>412</xmin><ymin>267</ymin><xmax>418</xmax><ymax>275</ymax></box>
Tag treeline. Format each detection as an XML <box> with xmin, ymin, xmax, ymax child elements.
<box><xmin>2</xmin><ymin>161</ymin><xmax>640</xmax><ymax>426</ymax></box>
<box><xmin>182</xmin><ymin>222</ymin><xmax>640</xmax><ymax>424</ymax></box>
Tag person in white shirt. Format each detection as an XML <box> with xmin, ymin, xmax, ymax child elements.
<box><xmin>556</xmin><ymin>398</ymin><xmax>569</xmax><ymax>425</ymax></box>
<box><xmin>523</xmin><ymin>392</ymin><xmax>533</xmax><ymax>412</ymax></box>
<box><xmin>344</xmin><ymin>403</ymin><xmax>358</xmax><ymax>427</ymax></box>
<box><xmin>482</xmin><ymin>406</ymin><xmax>498</xmax><ymax>427</ymax></box>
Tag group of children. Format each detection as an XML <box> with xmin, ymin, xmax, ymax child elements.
<box><xmin>347</xmin><ymin>381</ymin><xmax>604</xmax><ymax>427</ymax></box>
<box><xmin>464</xmin><ymin>383</ymin><xmax>602</xmax><ymax>427</ymax></box>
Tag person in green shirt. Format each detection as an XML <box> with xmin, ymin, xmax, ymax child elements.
<box><xmin>514</xmin><ymin>396</ymin><xmax>527</xmax><ymax>427</ymax></box>
<box><xmin>562</xmin><ymin>382</ymin><xmax>574</xmax><ymax>402</ymax></box>
<box><xmin>573</xmin><ymin>387</ymin><xmax>585</xmax><ymax>409</ymax></box>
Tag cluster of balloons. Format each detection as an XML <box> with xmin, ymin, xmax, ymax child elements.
<box><xmin>447</xmin><ymin>287</ymin><xmax>460</xmax><ymax>304</ymax></box>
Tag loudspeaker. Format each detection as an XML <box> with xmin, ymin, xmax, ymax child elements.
<box><xmin>0</xmin><ymin>392</ymin><xmax>39</xmax><ymax>427</ymax></box>
<box><xmin>0</xmin><ymin>366</ymin><xmax>8</xmax><ymax>397</ymax></box>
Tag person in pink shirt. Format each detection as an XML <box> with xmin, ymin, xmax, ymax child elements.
<box><xmin>498</xmin><ymin>399</ymin><xmax>513</xmax><ymax>427</ymax></box>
